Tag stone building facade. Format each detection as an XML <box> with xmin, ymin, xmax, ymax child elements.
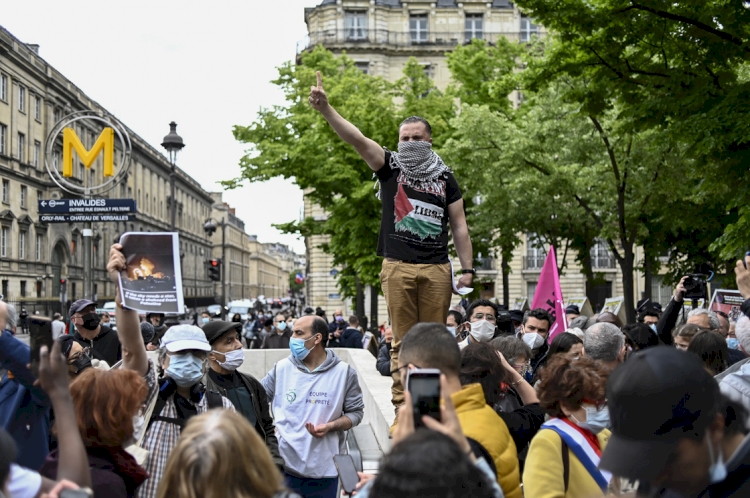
<box><xmin>0</xmin><ymin>25</ymin><xmax>216</xmax><ymax>316</ymax></box>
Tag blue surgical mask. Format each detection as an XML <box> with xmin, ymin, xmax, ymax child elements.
<box><xmin>277</xmin><ymin>321</ymin><xmax>287</xmax><ymax>331</ymax></box>
<box><xmin>166</xmin><ymin>353</ymin><xmax>206</xmax><ymax>387</ymax></box>
<box><xmin>649</xmin><ymin>324</ymin><xmax>657</xmax><ymax>333</ymax></box>
<box><xmin>202</xmin><ymin>317</ymin><xmax>210</xmax><ymax>324</ymax></box>
<box><xmin>727</xmin><ymin>338</ymin><xmax>740</xmax><ymax>350</ymax></box>
<box><xmin>572</xmin><ymin>405</ymin><xmax>610</xmax><ymax>434</ymax></box>
<box><xmin>290</xmin><ymin>335</ymin><xmax>317</xmax><ymax>361</ymax></box>
<box><xmin>446</xmin><ymin>326</ymin><xmax>456</xmax><ymax>337</ymax></box>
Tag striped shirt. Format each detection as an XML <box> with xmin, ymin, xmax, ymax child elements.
<box><xmin>134</xmin><ymin>364</ymin><xmax>234</xmax><ymax>498</ymax></box>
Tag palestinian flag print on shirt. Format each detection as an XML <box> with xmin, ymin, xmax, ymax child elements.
<box><xmin>393</xmin><ymin>183</ymin><xmax>443</xmax><ymax>240</ymax></box>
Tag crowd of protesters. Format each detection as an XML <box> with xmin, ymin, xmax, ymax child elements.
<box><xmin>3</xmin><ymin>243</ymin><xmax>750</xmax><ymax>498</ymax></box>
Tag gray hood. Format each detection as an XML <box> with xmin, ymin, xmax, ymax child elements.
<box><xmin>288</xmin><ymin>349</ymin><xmax>342</xmax><ymax>373</ymax></box>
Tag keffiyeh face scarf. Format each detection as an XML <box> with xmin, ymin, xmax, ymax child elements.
<box><xmin>376</xmin><ymin>141</ymin><xmax>452</xmax><ymax>198</ymax></box>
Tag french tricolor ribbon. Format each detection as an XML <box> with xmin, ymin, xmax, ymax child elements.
<box><xmin>541</xmin><ymin>418</ymin><xmax>613</xmax><ymax>492</ymax></box>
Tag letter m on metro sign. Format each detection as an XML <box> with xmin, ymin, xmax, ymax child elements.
<box><xmin>62</xmin><ymin>127</ymin><xmax>115</xmax><ymax>178</ymax></box>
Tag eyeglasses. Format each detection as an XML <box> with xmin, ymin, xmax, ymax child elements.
<box><xmin>389</xmin><ymin>363</ymin><xmax>422</xmax><ymax>377</ymax></box>
<box><xmin>68</xmin><ymin>347</ymin><xmax>90</xmax><ymax>363</ymax></box>
<box><xmin>472</xmin><ymin>313</ymin><xmax>496</xmax><ymax>322</ymax></box>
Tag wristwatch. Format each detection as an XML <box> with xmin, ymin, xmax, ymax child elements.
<box><xmin>461</xmin><ymin>269</ymin><xmax>476</xmax><ymax>275</ymax></box>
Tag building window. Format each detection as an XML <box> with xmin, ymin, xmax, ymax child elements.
<box><xmin>71</xmin><ymin>238</ymin><xmax>76</xmax><ymax>258</ymax></box>
<box><xmin>18</xmin><ymin>86</ymin><xmax>25</xmax><ymax>112</ymax></box>
<box><xmin>527</xmin><ymin>281</ymin><xmax>538</xmax><ymax>302</ymax></box>
<box><xmin>36</xmin><ymin>234</ymin><xmax>42</xmax><ymax>261</ymax></box>
<box><xmin>20</xmin><ymin>281</ymin><xmax>26</xmax><ymax>298</ymax></box>
<box><xmin>33</xmin><ymin>141</ymin><xmax>40</xmax><ymax>168</ymax></box>
<box><xmin>520</xmin><ymin>16</ymin><xmax>539</xmax><ymax>42</ymax></box>
<box><xmin>1</xmin><ymin>227</ymin><xmax>7</xmax><ymax>257</ymax></box>
<box><xmin>465</xmin><ymin>13</ymin><xmax>484</xmax><ymax>41</ymax></box>
<box><xmin>525</xmin><ymin>234</ymin><xmax>547</xmax><ymax>269</ymax></box>
<box><xmin>90</xmin><ymin>168</ymin><xmax>95</xmax><ymax>186</ymax></box>
<box><xmin>19</xmin><ymin>231</ymin><xmax>26</xmax><ymax>260</ymax></box>
<box><xmin>410</xmin><ymin>14</ymin><xmax>429</xmax><ymax>43</ymax></box>
<box><xmin>54</xmin><ymin>108</ymin><xmax>61</xmax><ymax>124</ymax></box>
<box><xmin>1</xmin><ymin>180</ymin><xmax>8</xmax><ymax>204</ymax></box>
<box><xmin>0</xmin><ymin>124</ymin><xmax>6</xmax><ymax>155</ymax></box>
<box><xmin>17</xmin><ymin>133</ymin><xmax>25</xmax><ymax>162</ymax></box>
<box><xmin>0</xmin><ymin>74</ymin><xmax>6</xmax><ymax>102</ymax></box>
<box><xmin>422</xmin><ymin>63</ymin><xmax>435</xmax><ymax>79</ymax></box>
<box><xmin>591</xmin><ymin>239</ymin><xmax>615</xmax><ymax>269</ymax></box>
<box><xmin>34</xmin><ymin>95</ymin><xmax>41</xmax><ymax>121</ymax></box>
<box><xmin>52</xmin><ymin>150</ymin><xmax>59</xmax><ymax>170</ymax></box>
<box><xmin>36</xmin><ymin>280</ymin><xmax>41</xmax><ymax>298</ymax></box>
<box><xmin>20</xmin><ymin>186</ymin><xmax>27</xmax><ymax>208</ymax></box>
<box><xmin>78</xmin><ymin>163</ymin><xmax>85</xmax><ymax>180</ymax></box>
<box><xmin>355</xmin><ymin>61</ymin><xmax>370</xmax><ymax>74</ymax></box>
<box><xmin>651</xmin><ymin>276</ymin><xmax>673</xmax><ymax>305</ymax></box>
<box><xmin>345</xmin><ymin>11</ymin><xmax>367</xmax><ymax>41</ymax></box>
<box><xmin>72</xmin><ymin>282</ymin><xmax>77</xmax><ymax>300</ymax></box>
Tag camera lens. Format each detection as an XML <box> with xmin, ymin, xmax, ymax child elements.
<box><xmin>683</xmin><ymin>277</ymin><xmax>697</xmax><ymax>292</ymax></box>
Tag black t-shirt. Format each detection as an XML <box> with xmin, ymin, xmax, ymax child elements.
<box><xmin>376</xmin><ymin>152</ymin><xmax>462</xmax><ymax>264</ymax></box>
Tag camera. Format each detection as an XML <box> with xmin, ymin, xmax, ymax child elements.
<box><xmin>683</xmin><ymin>273</ymin><xmax>708</xmax><ymax>301</ymax></box>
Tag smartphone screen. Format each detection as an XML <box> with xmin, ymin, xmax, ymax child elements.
<box><xmin>333</xmin><ymin>454</ymin><xmax>359</xmax><ymax>494</ymax></box>
<box><xmin>407</xmin><ymin>370</ymin><xmax>441</xmax><ymax>429</ymax></box>
<box><xmin>29</xmin><ymin>316</ymin><xmax>53</xmax><ymax>378</ymax></box>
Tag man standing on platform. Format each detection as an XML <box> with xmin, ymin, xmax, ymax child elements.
<box><xmin>309</xmin><ymin>71</ymin><xmax>474</xmax><ymax>427</ymax></box>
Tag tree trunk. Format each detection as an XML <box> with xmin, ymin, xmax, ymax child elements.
<box><xmin>501</xmin><ymin>251</ymin><xmax>510</xmax><ymax>309</ymax></box>
<box><xmin>370</xmin><ymin>285</ymin><xmax>379</xmax><ymax>336</ymax></box>
<box><xmin>355</xmin><ymin>276</ymin><xmax>365</xmax><ymax>325</ymax></box>
<box><xmin>619</xmin><ymin>246</ymin><xmax>637</xmax><ymax>324</ymax></box>
<box><xmin>643</xmin><ymin>255</ymin><xmax>653</xmax><ymax>303</ymax></box>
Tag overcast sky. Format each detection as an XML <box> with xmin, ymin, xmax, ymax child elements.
<box><xmin>3</xmin><ymin>0</ymin><xmax>319</xmax><ymax>253</ymax></box>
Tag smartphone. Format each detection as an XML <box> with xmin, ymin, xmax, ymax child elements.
<box><xmin>333</xmin><ymin>454</ymin><xmax>359</xmax><ymax>495</ymax></box>
<box><xmin>406</xmin><ymin>368</ymin><xmax>442</xmax><ymax>429</ymax></box>
<box><xmin>29</xmin><ymin>316</ymin><xmax>53</xmax><ymax>378</ymax></box>
<box><xmin>745</xmin><ymin>251</ymin><xmax>750</xmax><ymax>269</ymax></box>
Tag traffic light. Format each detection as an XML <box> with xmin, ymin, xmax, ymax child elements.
<box><xmin>59</xmin><ymin>278</ymin><xmax>67</xmax><ymax>294</ymax></box>
<box><xmin>208</xmin><ymin>259</ymin><xmax>221</xmax><ymax>281</ymax></box>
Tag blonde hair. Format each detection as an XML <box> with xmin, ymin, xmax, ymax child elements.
<box><xmin>156</xmin><ymin>409</ymin><xmax>285</xmax><ymax>498</ymax></box>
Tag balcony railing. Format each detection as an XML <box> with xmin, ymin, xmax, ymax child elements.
<box><xmin>297</xmin><ymin>29</ymin><xmax>538</xmax><ymax>54</ymax></box>
<box><xmin>476</xmin><ymin>257</ymin><xmax>495</xmax><ymax>272</ymax></box>
<box><xmin>591</xmin><ymin>255</ymin><xmax>616</xmax><ymax>269</ymax></box>
<box><xmin>523</xmin><ymin>255</ymin><xmax>546</xmax><ymax>270</ymax></box>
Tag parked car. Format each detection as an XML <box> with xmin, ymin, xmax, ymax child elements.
<box><xmin>271</xmin><ymin>298</ymin><xmax>283</xmax><ymax>309</ymax></box>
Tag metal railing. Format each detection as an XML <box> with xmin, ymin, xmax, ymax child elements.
<box><xmin>297</xmin><ymin>29</ymin><xmax>539</xmax><ymax>54</ymax></box>
<box><xmin>591</xmin><ymin>255</ymin><xmax>616</xmax><ymax>269</ymax></box>
<box><xmin>523</xmin><ymin>254</ymin><xmax>546</xmax><ymax>270</ymax></box>
<box><xmin>477</xmin><ymin>257</ymin><xmax>496</xmax><ymax>271</ymax></box>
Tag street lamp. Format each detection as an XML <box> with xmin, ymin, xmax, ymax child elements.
<box><xmin>204</xmin><ymin>217</ymin><xmax>227</xmax><ymax>317</ymax></box>
<box><xmin>161</xmin><ymin>122</ymin><xmax>185</xmax><ymax>232</ymax></box>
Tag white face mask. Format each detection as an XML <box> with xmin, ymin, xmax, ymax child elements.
<box><xmin>213</xmin><ymin>349</ymin><xmax>245</xmax><ymax>371</ymax></box>
<box><xmin>522</xmin><ymin>331</ymin><xmax>545</xmax><ymax>350</ymax></box>
<box><xmin>469</xmin><ymin>320</ymin><xmax>495</xmax><ymax>343</ymax></box>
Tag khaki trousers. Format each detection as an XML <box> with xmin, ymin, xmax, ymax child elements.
<box><xmin>380</xmin><ymin>259</ymin><xmax>452</xmax><ymax>411</ymax></box>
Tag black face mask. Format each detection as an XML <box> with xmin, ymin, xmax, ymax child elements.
<box><xmin>81</xmin><ymin>313</ymin><xmax>100</xmax><ymax>331</ymax></box>
<box><xmin>71</xmin><ymin>353</ymin><xmax>92</xmax><ymax>374</ymax></box>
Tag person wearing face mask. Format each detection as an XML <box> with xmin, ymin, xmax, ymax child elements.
<box><xmin>445</xmin><ymin>310</ymin><xmax>464</xmax><ymax>338</ymax></box>
<box><xmin>261</xmin><ymin>315</ymin><xmax>364</xmax><ymax>498</ymax></box>
<box><xmin>524</xmin><ymin>356</ymin><xmax>616</xmax><ymax>497</ymax></box>
<box><xmin>309</xmin><ymin>73</ymin><xmax>475</xmax><ymax>432</ymax></box>
<box><xmin>69</xmin><ymin>299</ymin><xmax>122</xmax><ymax>367</ymax></box>
<box><xmin>601</xmin><ymin>346</ymin><xmax>750</xmax><ymax>498</ymax></box>
<box><xmin>262</xmin><ymin>313</ymin><xmax>293</xmax><ymax>349</ymax></box>
<box><xmin>377</xmin><ymin>327</ymin><xmax>394</xmax><ymax>376</ymax></box>
<box><xmin>201</xmin><ymin>320</ymin><xmax>283</xmax><ymax>470</ymax></box>
<box><xmin>457</xmin><ymin>299</ymin><xmax>499</xmax><ymax>350</ymax></box>
<box><xmin>200</xmin><ymin>311</ymin><xmax>211</xmax><ymax>326</ymax></box>
<box><xmin>519</xmin><ymin>308</ymin><xmax>554</xmax><ymax>381</ymax></box>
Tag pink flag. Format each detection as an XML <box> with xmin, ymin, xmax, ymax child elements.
<box><xmin>531</xmin><ymin>246</ymin><xmax>568</xmax><ymax>343</ymax></box>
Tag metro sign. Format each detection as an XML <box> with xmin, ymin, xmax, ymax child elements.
<box><xmin>63</xmin><ymin>127</ymin><xmax>114</xmax><ymax>178</ymax></box>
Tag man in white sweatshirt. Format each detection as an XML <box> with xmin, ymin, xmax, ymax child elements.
<box><xmin>262</xmin><ymin>315</ymin><xmax>364</xmax><ymax>498</ymax></box>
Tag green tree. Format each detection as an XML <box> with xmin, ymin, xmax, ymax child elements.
<box><xmin>515</xmin><ymin>0</ymin><xmax>750</xmax><ymax>262</ymax></box>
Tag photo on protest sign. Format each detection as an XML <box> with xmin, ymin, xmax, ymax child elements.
<box><xmin>710</xmin><ymin>289</ymin><xmax>745</xmax><ymax>321</ymax></box>
<box><xmin>118</xmin><ymin>232</ymin><xmax>184</xmax><ymax>314</ymax></box>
